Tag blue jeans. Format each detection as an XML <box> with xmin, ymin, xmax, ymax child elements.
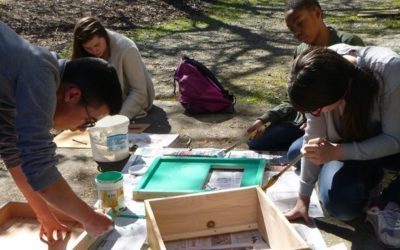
<box><xmin>319</xmin><ymin>160</ymin><xmax>383</xmax><ymax>220</ymax></box>
<box><xmin>287</xmin><ymin>137</ymin><xmax>400</xmax><ymax>220</ymax></box>
<box><xmin>287</xmin><ymin>136</ymin><xmax>303</xmax><ymax>170</ymax></box>
<box><xmin>247</xmin><ymin>123</ymin><xmax>304</xmax><ymax>151</ymax></box>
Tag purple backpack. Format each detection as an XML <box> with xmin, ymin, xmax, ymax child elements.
<box><xmin>173</xmin><ymin>56</ymin><xmax>236</xmax><ymax>114</ymax></box>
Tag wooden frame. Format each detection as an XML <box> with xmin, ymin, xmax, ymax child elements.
<box><xmin>0</xmin><ymin>202</ymin><xmax>93</xmax><ymax>250</ymax></box>
<box><xmin>145</xmin><ymin>186</ymin><xmax>309</xmax><ymax>250</ymax></box>
<box><xmin>134</xmin><ymin>157</ymin><xmax>266</xmax><ymax>201</ymax></box>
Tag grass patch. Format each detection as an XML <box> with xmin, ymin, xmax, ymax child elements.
<box><xmin>325</xmin><ymin>0</ymin><xmax>400</xmax><ymax>32</ymax></box>
<box><xmin>383</xmin><ymin>18</ymin><xmax>400</xmax><ymax>29</ymax></box>
<box><xmin>205</xmin><ymin>0</ymin><xmax>285</xmax><ymax>23</ymax></box>
<box><xmin>58</xmin><ymin>48</ymin><xmax>71</xmax><ymax>59</ymax></box>
<box><xmin>129</xmin><ymin>0</ymin><xmax>286</xmax><ymax>41</ymax></box>
<box><xmin>227</xmin><ymin>66</ymin><xmax>289</xmax><ymax>105</ymax></box>
<box><xmin>326</xmin><ymin>13</ymin><xmax>400</xmax><ymax>31</ymax></box>
<box><xmin>129</xmin><ymin>17</ymin><xmax>210</xmax><ymax>41</ymax></box>
<box><xmin>326</xmin><ymin>13</ymin><xmax>383</xmax><ymax>34</ymax></box>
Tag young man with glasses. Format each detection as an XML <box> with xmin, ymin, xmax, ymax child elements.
<box><xmin>0</xmin><ymin>21</ymin><xmax>123</xmax><ymax>243</ymax></box>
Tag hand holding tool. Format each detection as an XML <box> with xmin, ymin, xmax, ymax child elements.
<box><xmin>223</xmin><ymin>124</ymin><xmax>267</xmax><ymax>154</ymax></box>
<box><xmin>262</xmin><ymin>152</ymin><xmax>302</xmax><ymax>190</ymax></box>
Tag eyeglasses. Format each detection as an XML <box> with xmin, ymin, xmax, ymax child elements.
<box><xmin>310</xmin><ymin>107</ymin><xmax>322</xmax><ymax>117</ymax></box>
<box><xmin>81</xmin><ymin>104</ymin><xmax>97</xmax><ymax>128</ymax></box>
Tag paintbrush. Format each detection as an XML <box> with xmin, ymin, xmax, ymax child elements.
<box><xmin>223</xmin><ymin>134</ymin><xmax>251</xmax><ymax>154</ymax></box>
<box><xmin>262</xmin><ymin>137</ymin><xmax>327</xmax><ymax>190</ymax></box>
<box><xmin>223</xmin><ymin>124</ymin><xmax>267</xmax><ymax>154</ymax></box>
<box><xmin>262</xmin><ymin>152</ymin><xmax>303</xmax><ymax>190</ymax></box>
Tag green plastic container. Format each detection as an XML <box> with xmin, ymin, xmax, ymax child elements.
<box><xmin>95</xmin><ymin>171</ymin><xmax>125</xmax><ymax>213</ymax></box>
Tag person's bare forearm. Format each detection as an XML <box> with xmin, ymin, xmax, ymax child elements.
<box><xmin>9</xmin><ymin>166</ymin><xmax>55</xmax><ymax>218</ymax></box>
<box><xmin>38</xmin><ymin>177</ymin><xmax>112</xmax><ymax>237</ymax></box>
<box><xmin>9</xmin><ymin>165</ymin><xmax>92</xmax><ymax>221</ymax></box>
<box><xmin>9</xmin><ymin>165</ymin><xmax>72</xmax><ymax>242</ymax></box>
<box><xmin>37</xmin><ymin>177</ymin><xmax>96</xmax><ymax>223</ymax></box>
<box><xmin>9</xmin><ymin>165</ymin><xmax>111</xmax><ymax>237</ymax></box>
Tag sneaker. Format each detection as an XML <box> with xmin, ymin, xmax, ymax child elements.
<box><xmin>366</xmin><ymin>202</ymin><xmax>400</xmax><ymax>248</ymax></box>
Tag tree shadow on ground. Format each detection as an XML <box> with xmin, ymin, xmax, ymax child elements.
<box><xmin>153</xmin><ymin>0</ymin><xmax>400</xmax><ymax>103</ymax></box>
<box><xmin>143</xmin><ymin>2</ymin><xmax>294</xmax><ymax>103</ymax></box>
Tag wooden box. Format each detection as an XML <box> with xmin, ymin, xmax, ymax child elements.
<box><xmin>145</xmin><ymin>186</ymin><xmax>309</xmax><ymax>250</ymax></box>
<box><xmin>0</xmin><ymin>202</ymin><xmax>93</xmax><ymax>250</ymax></box>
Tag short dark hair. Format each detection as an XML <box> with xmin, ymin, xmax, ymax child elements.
<box><xmin>62</xmin><ymin>57</ymin><xmax>123</xmax><ymax>114</ymax></box>
<box><xmin>285</xmin><ymin>0</ymin><xmax>321</xmax><ymax>12</ymax></box>
<box><xmin>72</xmin><ymin>16</ymin><xmax>110</xmax><ymax>59</ymax></box>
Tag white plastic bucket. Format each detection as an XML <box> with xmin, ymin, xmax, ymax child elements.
<box><xmin>95</xmin><ymin>171</ymin><xmax>125</xmax><ymax>214</ymax></box>
<box><xmin>88</xmin><ymin>115</ymin><xmax>129</xmax><ymax>163</ymax></box>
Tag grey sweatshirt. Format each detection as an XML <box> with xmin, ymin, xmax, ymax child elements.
<box><xmin>300</xmin><ymin>44</ymin><xmax>400</xmax><ymax>197</ymax></box>
<box><xmin>107</xmin><ymin>30</ymin><xmax>155</xmax><ymax>119</ymax></box>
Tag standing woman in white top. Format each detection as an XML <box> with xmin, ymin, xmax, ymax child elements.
<box><xmin>72</xmin><ymin>16</ymin><xmax>155</xmax><ymax>120</ymax></box>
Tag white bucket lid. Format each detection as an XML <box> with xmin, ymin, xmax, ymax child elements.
<box><xmin>94</xmin><ymin>115</ymin><xmax>129</xmax><ymax>128</ymax></box>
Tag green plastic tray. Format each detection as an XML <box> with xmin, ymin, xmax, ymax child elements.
<box><xmin>133</xmin><ymin>156</ymin><xmax>266</xmax><ymax>200</ymax></box>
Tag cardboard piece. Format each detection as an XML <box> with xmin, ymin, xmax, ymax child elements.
<box><xmin>145</xmin><ymin>186</ymin><xmax>309</xmax><ymax>250</ymax></box>
<box><xmin>0</xmin><ymin>202</ymin><xmax>93</xmax><ymax>250</ymax></box>
<box><xmin>53</xmin><ymin>130</ymin><xmax>91</xmax><ymax>149</ymax></box>
<box><xmin>53</xmin><ymin>123</ymin><xmax>150</xmax><ymax>149</ymax></box>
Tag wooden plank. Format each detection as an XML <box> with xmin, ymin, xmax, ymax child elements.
<box><xmin>133</xmin><ymin>190</ymin><xmax>198</xmax><ymax>201</ymax></box>
<box><xmin>145</xmin><ymin>200</ymin><xmax>165</xmax><ymax>250</ymax></box>
<box><xmin>256</xmin><ymin>189</ymin><xmax>269</xmax><ymax>244</ymax></box>
<box><xmin>0</xmin><ymin>216</ymin><xmax>84</xmax><ymax>249</ymax></box>
<box><xmin>150</xmin><ymin>187</ymin><xmax>257</xmax><ymax>238</ymax></box>
<box><xmin>357</xmin><ymin>9</ymin><xmax>400</xmax><ymax>17</ymax></box>
<box><xmin>163</xmin><ymin>223</ymin><xmax>258</xmax><ymax>242</ymax></box>
<box><xmin>256</xmin><ymin>187</ymin><xmax>309</xmax><ymax>249</ymax></box>
<box><xmin>0</xmin><ymin>202</ymin><xmax>95</xmax><ymax>250</ymax></box>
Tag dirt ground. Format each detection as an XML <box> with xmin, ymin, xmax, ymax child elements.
<box><xmin>0</xmin><ymin>0</ymin><xmax>202</xmax><ymax>51</ymax></box>
<box><xmin>3</xmin><ymin>0</ymin><xmax>399</xmax><ymax>102</ymax></box>
<box><xmin>1</xmin><ymin>1</ymin><xmax>400</xmax><ymax>249</ymax></box>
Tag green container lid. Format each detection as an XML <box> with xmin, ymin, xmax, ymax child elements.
<box><xmin>96</xmin><ymin>171</ymin><xmax>123</xmax><ymax>183</ymax></box>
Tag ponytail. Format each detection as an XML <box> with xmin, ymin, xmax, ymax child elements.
<box><xmin>342</xmin><ymin>66</ymin><xmax>379</xmax><ymax>141</ymax></box>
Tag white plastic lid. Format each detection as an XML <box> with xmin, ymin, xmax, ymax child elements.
<box><xmin>128</xmin><ymin>164</ymin><xmax>148</xmax><ymax>175</ymax></box>
<box><xmin>95</xmin><ymin>115</ymin><xmax>129</xmax><ymax>128</ymax></box>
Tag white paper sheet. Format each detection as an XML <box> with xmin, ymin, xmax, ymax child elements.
<box><xmin>89</xmin><ymin>211</ymin><xmax>146</xmax><ymax>250</ymax></box>
<box><xmin>265</xmin><ymin>171</ymin><xmax>324</xmax><ymax>218</ymax></box>
<box><xmin>128</xmin><ymin>133</ymin><xmax>178</xmax><ymax>148</ymax></box>
<box><xmin>118</xmin><ymin>148</ymin><xmax>327</xmax><ymax>250</ymax></box>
